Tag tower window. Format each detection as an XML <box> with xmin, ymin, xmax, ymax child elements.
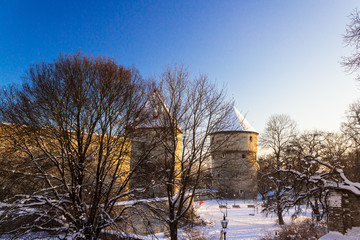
<box><xmin>242</xmin><ymin>154</ymin><xmax>246</xmax><ymax>159</ymax></box>
<box><xmin>222</xmin><ymin>153</ymin><xmax>226</xmax><ymax>158</ymax></box>
<box><xmin>250</xmin><ymin>136</ymin><xmax>253</xmax><ymax>142</ymax></box>
<box><xmin>226</xmin><ymin>136</ymin><xmax>230</xmax><ymax>141</ymax></box>
<box><xmin>153</xmin><ymin>107</ymin><xmax>159</xmax><ymax>119</ymax></box>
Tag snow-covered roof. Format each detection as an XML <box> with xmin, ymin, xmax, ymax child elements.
<box><xmin>135</xmin><ymin>90</ymin><xmax>182</xmax><ymax>132</ymax></box>
<box><xmin>212</xmin><ymin>106</ymin><xmax>257</xmax><ymax>133</ymax></box>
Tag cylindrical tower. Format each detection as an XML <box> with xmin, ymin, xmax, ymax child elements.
<box><xmin>210</xmin><ymin>107</ymin><xmax>258</xmax><ymax>199</ymax></box>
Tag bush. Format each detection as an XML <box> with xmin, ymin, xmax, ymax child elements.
<box><xmin>179</xmin><ymin>226</ymin><xmax>214</xmax><ymax>240</ymax></box>
<box><xmin>261</xmin><ymin>218</ymin><xmax>327</xmax><ymax>240</ymax></box>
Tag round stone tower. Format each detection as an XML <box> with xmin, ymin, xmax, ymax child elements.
<box><xmin>210</xmin><ymin>107</ymin><xmax>258</xmax><ymax>199</ymax></box>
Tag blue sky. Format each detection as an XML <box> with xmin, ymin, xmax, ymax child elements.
<box><xmin>1</xmin><ymin>0</ymin><xmax>359</xmax><ymax>133</ymax></box>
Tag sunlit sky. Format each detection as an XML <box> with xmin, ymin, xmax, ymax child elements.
<box><xmin>1</xmin><ymin>1</ymin><xmax>359</xmax><ymax>134</ymax></box>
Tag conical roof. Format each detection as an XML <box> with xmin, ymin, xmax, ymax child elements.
<box><xmin>135</xmin><ymin>90</ymin><xmax>182</xmax><ymax>132</ymax></box>
<box><xmin>212</xmin><ymin>106</ymin><xmax>257</xmax><ymax>133</ymax></box>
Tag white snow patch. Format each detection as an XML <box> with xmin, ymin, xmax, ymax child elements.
<box><xmin>212</xmin><ymin>106</ymin><xmax>257</xmax><ymax>133</ymax></box>
<box><xmin>328</xmin><ymin>191</ymin><xmax>342</xmax><ymax>208</ymax></box>
<box><xmin>319</xmin><ymin>227</ymin><xmax>360</xmax><ymax>240</ymax></box>
<box><xmin>114</xmin><ymin>196</ymin><xmax>168</xmax><ymax>206</ymax></box>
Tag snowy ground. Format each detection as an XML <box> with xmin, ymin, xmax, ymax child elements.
<box><xmin>192</xmin><ymin>200</ymin><xmax>360</xmax><ymax>240</ymax></box>
<box><xmin>191</xmin><ymin>199</ymin><xmax>306</xmax><ymax>240</ymax></box>
<box><xmin>319</xmin><ymin>228</ymin><xmax>360</xmax><ymax>240</ymax></box>
<box><xmin>3</xmin><ymin>199</ymin><xmax>360</xmax><ymax>239</ymax></box>
<box><xmin>148</xmin><ymin>199</ymin><xmax>312</xmax><ymax>240</ymax></box>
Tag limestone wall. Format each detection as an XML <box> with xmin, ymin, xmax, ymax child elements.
<box><xmin>0</xmin><ymin>124</ymin><xmax>132</xmax><ymax>201</ymax></box>
<box><xmin>129</xmin><ymin>127</ymin><xmax>182</xmax><ymax>199</ymax></box>
<box><xmin>113</xmin><ymin>199</ymin><xmax>169</xmax><ymax>235</ymax></box>
<box><xmin>112</xmin><ymin>196</ymin><xmax>194</xmax><ymax>235</ymax></box>
<box><xmin>327</xmin><ymin>191</ymin><xmax>360</xmax><ymax>234</ymax></box>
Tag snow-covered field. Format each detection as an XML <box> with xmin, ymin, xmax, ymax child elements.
<box><xmin>194</xmin><ymin>200</ymin><xmax>313</xmax><ymax>239</ymax></box>
<box><xmin>194</xmin><ymin>200</ymin><xmax>280</xmax><ymax>239</ymax></box>
<box><xmin>149</xmin><ymin>199</ymin><xmax>311</xmax><ymax>240</ymax></box>
<box><xmin>3</xmin><ymin>199</ymin><xmax>360</xmax><ymax>239</ymax></box>
<box><xmin>192</xmin><ymin>200</ymin><xmax>360</xmax><ymax>240</ymax></box>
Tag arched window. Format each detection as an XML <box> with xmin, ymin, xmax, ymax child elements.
<box><xmin>250</xmin><ymin>136</ymin><xmax>253</xmax><ymax>142</ymax></box>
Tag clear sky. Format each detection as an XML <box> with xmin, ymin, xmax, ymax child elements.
<box><xmin>1</xmin><ymin>0</ymin><xmax>359</xmax><ymax>134</ymax></box>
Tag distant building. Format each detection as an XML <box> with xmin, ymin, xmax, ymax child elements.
<box><xmin>210</xmin><ymin>107</ymin><xmax>258</xmax><ymax>199</ymax></box>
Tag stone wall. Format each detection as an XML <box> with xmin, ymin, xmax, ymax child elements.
<box><xmin>112</xmin><ymin>197</ymin><xmax>194</xmax><ymax>236</ymax></box>
<box><xmin>113</xmin><ymin>199</ymin><xmax>169</xmax><ymax>235</ymax></box>
<box><xmin>327</xmin><ymin>190</ymin><xmax>360</xmax><ymax>234</ymax></box>
<box><xmin>129</xmin><ymin>127</ymin><xmax>182</xmax><ymax>199</ymax></box>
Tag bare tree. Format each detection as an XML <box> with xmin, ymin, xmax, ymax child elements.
<box><xmin>342</xmin><ymin>9</ymin><xmax>360</xmax><ymax>81</ymax></box>
<box><xmin>342</xmin><ymin>100</ymin><xmax>360</xmax><ymax>146</ymax></box>
<box><xmin>285</xmin><ymin>131</ymin><xmax>351</xmax><ymax>221</ymax></box>
<box><xmin>260</xmin><ymin>114</ymin><xmax>297</xmax><ymax>160</ymax></box>
<box><xmin>259</xmin><ymin>128</ymin><xmax>355</xmax><ymax>224</ymax></box>
<box><xmin>259</xmin><ymin>114</ymin><xmax>297</xmax><ymax>225</ymax></box>
<box><xmin>342</xmin><ymin>100</ymin><xmax>360</xmax><ymax>182</ymax></box>
<box><xmin>0</xmin><ymin>52</ymin><xmax>149</xmax><ymax>239</ymax></box>
<box><xmin>145</xmin><ymin>65</ymin><xmax>233</xmax><ymax>240</ymax></box>
<box><xmin>278</xmin><ymin>148</ymin><xmax>360</xmax><ymax>207</ymax></box>
<box><xmin>341</xmin><ymin>8</ymin><xmax>360</xmax><ymax>194</ymax></box>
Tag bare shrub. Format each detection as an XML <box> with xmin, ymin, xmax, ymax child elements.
<box><xmin>261</xmin><ymin>218</ymin><xmax>327</xmax><ymax>240</ymax></box>
<box><xmin>179</xmin><ymin>226</ymin><xmax>214</xmax><ymax>240</ymax></box>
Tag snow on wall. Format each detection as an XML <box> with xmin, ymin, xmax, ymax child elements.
<box><xmin>328</xmin><ymin>191</ymin><xmax>342</xmax><ymax>208</ymax></box>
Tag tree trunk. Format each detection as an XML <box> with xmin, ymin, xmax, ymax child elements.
<box><xmin>83</xmin><ymin>224</ymin><xmax>93</xmax><ymax>240</ymax></box>
<box><xmin>277</xmin><ymin>205</ymin><xmax>285</xmax><ymax>225</ymax></box>
<box><xmin>169</xmin><ymin>221</ymin><xmax>178</xmax><ymax>240</ymax></box>
<box><xmin>312</xmin><ymin>199</ymin><xmax>321</xmax><ymax>222</ymax></box>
